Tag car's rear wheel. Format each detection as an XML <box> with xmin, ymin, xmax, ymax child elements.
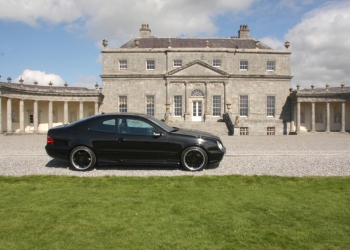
<box><xmin>69</xmin><ymin>146</ymin><xmax>96</xmax><ymax>171</ymax></box>
<box><xmin>181</xmin><ymin>146</ymin><xmax>208</xmax><ymax>171</ymax></box>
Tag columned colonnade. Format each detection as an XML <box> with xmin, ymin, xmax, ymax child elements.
<box><xmin>0</xmin><ymin>81</ymin><xmax>103</xmax><ymax>134</ymax></box>
<box><xmin>1</xmin><ymin>97</ymin><xmax>100</xmax><ymax>133</ymax></box>
<box><xmin>290</xmin><ymin>86</ymin><xmax>350</xmax><ymax>134</ymax></box>
<box><xmin>291</xmin><ymin>101</ymin><xmax>346</xmax><ymax>133</ymax></box>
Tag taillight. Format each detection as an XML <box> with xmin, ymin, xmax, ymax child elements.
<box><xmin>47</xmin><ymin>136</ymin><xmax>54</xmax><ymax>144</ymax></box>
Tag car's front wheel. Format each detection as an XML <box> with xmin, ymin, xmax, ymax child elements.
<box><xmin>181</xmin><ymin>146</ymin><xmax>208</xmax><ymax>171</ymax></box>
<box><xmin>69</xmin><ymin>146</ymin><xmax>96</xmax><ymax>171</ymax></box>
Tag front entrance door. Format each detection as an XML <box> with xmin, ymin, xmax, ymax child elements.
<box><xmin>192</xmin><ymin>101</ymin><xmax>202</xmax><ymax>121</ymax></box>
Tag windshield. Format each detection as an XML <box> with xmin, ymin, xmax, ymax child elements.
<box><xmin>147</xmin><ymin>116</ymin><xmax>174</xmax><ymax>132</ymax></box>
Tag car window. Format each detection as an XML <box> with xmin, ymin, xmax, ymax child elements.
<box><xmin>118</xmin><ymin>118</ymin><xmax>155</xmax><ymax>135</ymax></box>
<box><xmin>90</xmin><ymin>119</ymin><xmax>116</xmax><ymax>133</ymax></box>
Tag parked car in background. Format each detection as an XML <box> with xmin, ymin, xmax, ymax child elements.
<box><xmin>45</xmin><ymin>113</ymin><xmax>226</xmax><ymax>171</ymax></box>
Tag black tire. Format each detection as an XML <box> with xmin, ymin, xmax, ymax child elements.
<box><xmin>69</xmin><ymin>146</ymin><xmax>96</xmax><ymax>171</ymax></box>
<box><xmin>181</xmin><ymin>146</ymin><xmax>208</xmax><ymax>171</ymax></box>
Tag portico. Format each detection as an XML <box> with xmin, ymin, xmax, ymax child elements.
<box><xmin>290</xmin><ymin>85</ymin><xmax>350</xmax><ymax>133</ymax></box>
<box><xmin>0</xmin><ymin>80</ymin><xmax>103</xmax><ymax>134</ymax></box>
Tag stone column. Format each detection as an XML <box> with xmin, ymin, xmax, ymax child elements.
<box><xmin>290</xmin><ymin>102</ymin><xmax>294</xmax><ymax>133</ymax></box>
<box><xmin>340</xmin><ymin>101</ymin><xmax>345</xmax><ymax>133</ymax></box>
<box><xmin>296</xmin><ymin>101</ymin><xmax>300</xmax><ymax>133</ymax></box>
<box><xmin>184</xmin><ymin>81</ymin><xmax>188</xmax><ymax>114</ymax></box>
<box><xmin>325</xmin><ymin>102</ymin><xmax>330</xmax><ymax>133</ymax></box>
<box><xmin>7</xmin><ymin>98</ymin><xmax>12</xmax><ymax>133</ymax></box>
<box><xmin>64</xmin><ymin>101</ymin><xmax>68</xmax><ymax>124</ymax></box>
<box><xmin>79</xmin><ymin>101</ymin><xmax>84</xmax><ymax>120</ymax></box>
<box><xmin>19</xmin><ymin>99</ymin><xmax>24</xmax><ymax>133</ymax></box>
<box><xmin>311</xmin><ymin>102</ymin><xmax>315</xmax><ymax>133</ymax></box>
<box><xmin>95</xmin><ymin>102</ymin><xmax>99</xmax><ymax>115</ymax></box>
<box><xmin>205</xmin><ymin>81</ymin><xmax>209</xmax><ymax>114</ymax></box>
<box><xmin>0</xmin><ymin>96</ymin><xmax>2</xmax><ymax>134</ymax></box>
<box><xmin>48</xmin><ymin>101</ymin><xmax>53</xmax><ymax>129</ymax></box>
<box><xmin>224</xmin><ymin>81</ymin><xmax>228</xmax><ymax>113</ymax></box>
<box><xmin>165</xmin><ymin>81</ymin><xmax>169</xmax><ymax>105</ymax></box>
<box><xmin>34</xmin><ymin>100</ymin><xmax>38</xmax><ymax>133</ymax></box>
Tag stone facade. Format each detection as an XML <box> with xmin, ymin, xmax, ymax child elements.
<box><xmin>100</xmin><ymin>24</ymin><xmax>292</xmax><ymax>135</ymax></box>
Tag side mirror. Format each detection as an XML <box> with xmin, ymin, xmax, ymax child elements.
<box><xmin>153</xmin><ymin>131</ymin><xmax>161</xmax><ymax>137</ymax></box>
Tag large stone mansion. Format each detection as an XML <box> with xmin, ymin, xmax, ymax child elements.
<box><xmin>1</xmin><ymin>24</ymin><xmax>349</xmax><ymax>135</ymax></box>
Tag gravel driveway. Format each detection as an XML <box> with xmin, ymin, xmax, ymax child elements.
<box><xmin>0</xmin><ymin>133</ymin><xmax>349</xmax><ymax>177</ymax></box>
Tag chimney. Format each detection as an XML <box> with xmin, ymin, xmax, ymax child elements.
<box><xmin>238</xmin><ymin>24</ymin><xmax>250</xmax><ymax>38</ymax></box>
<box><xmin>140</xmin><ymin>24</ymin><xmax>151</xmax><ymax>38</ymax></box>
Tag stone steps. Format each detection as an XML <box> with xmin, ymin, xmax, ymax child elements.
<box><xmin>168</xmin><ymin>121</ymin><xmax>229</xmax><ymax>136</ymax></box>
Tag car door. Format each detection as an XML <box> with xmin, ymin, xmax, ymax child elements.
<box><xmin>114</xmin><ymin>117</ymin><xmax>169</xmax><ymax>165</ymax></box>
<box><xmin>88</xmin><ymin>117</ymin><xmax>118</xmax><ymax>164</ymax></box>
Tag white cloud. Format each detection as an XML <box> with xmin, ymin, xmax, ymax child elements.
<box><xmin>71</xmin><ymin>74</ymin><xmax>98</xmax><ymax>89</ymax></box>
<box><xmin>16</xmin><ymin>70</ymin><xmax>65</xmax><ymax>86</ymax></box>
<box><xmin>0</xmin><ymin>0</ymin><xmax>255</xmax><ymax>46</ymax></box>
<box><xmin>259</xmin><ymin>36</ymin><xmax>284</xmax><ymax>50</ymax></box>
<box><xmin>285</xmin><ymin>1</ymin><xmax>350</xmax><ymax>88</ymax></box>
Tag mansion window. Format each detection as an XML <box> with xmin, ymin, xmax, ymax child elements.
<box><xmin>173</xmin><ymin>60</ymin><xmax>182</xmax><ymax>67</ymax></box>
<box><xmin>240</xmin><ymin>61</ymin><xmax>248</xmax><ymax>70</ymax></box>
<box><xmin>174</xmin><ymin>96</ymin><xmax>182</xmax><ymax>117</ymax></box>
<box><xmin>212</xmin><ymin>95</ymin><xmax>221</xmax><ymax>116</ymax></box>
<box><xmin>146</xmin><ymin>95</ymin><xmax>154</xmax><ymax>116</ymax></box>
<box><xmin>267</xmin><ymin>96</ymin><xmax>275</xmax><ymax>117</ymax></box>
<box><xmin>119</xmin><ymin>96</ymin><xmax>127</xmax><ymax>112</ymax></box>
<box><xmin>267</xmin><ymin>127</ymin><xmax>275</xmax><ymax>135</ymax></box>
<box><xmin>239</xmin><ymin>95</ymin><xmax>248</xmax><ymax>116</ymax></box>
<box><xmin>146</xmin><ymin>60</ymin><xmax>155</xmax><ymax>70</ymax></box>
<box><xmin>213</xmin><ymin>60</ymin><xmax>221</xmax><ymax>67</ymax></box>
<box><xmin>267</xmin><ymin>61</ymin><xmax>275</xmax><ymax>71</ymax></box>
<box><xmin>119</xmin><ymin>60</ymin><xmax>127</xmax><ymax>70</ymax></box>
<box><xmin>240</xmin><ymin>127</ymin><xmax>249</xmax><ymax>135</ymax></box>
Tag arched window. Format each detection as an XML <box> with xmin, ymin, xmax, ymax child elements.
<box><xmin>191</xmin><ymin>89</ymin><xmax>204</xmax><ymax>97</ymax></box>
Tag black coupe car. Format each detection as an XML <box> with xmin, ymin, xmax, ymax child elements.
<box><xmin>45</xmin><ymin>113</ymin><xmax>226</xmax><ymax>171</ymax></box>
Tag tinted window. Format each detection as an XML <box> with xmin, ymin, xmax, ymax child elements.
<box><xmin>90</xmin><ymin>119</ymin><xmax>116</xmax><ymax>133</ymax></box>
<box><xmin>118</xmin><ymin>118</ymin><xmax>155</xmax><ymax>135</ymax></box>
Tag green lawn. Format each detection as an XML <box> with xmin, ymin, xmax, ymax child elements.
<box><xmin>0</xmin><ymin>175</ymin><xmax>349</xmax><ymax>249</ymax></box>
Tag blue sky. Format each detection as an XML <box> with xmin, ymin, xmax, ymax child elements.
<box><xmin>0</xmin><ymin>0</ymin><xmax>349</xmax><ymax>89</ymax></box>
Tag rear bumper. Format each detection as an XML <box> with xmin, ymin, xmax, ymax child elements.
<box><xmin>45</xmin><ymin>145</ymin><xmax>70</xmax><ymax>160</ymax></box>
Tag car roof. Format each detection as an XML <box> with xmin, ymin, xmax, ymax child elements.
<box><xmin>97</xmin><ymin>112</ymin><xmax>152</xmax><ymax>118</ymax></box>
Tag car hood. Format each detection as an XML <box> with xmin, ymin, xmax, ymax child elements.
<box><xmin>171</xmin><ymin>128</ymin><xmax>221</xmax><ymax>141</ymax></box>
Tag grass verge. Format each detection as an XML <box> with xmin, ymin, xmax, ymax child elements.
<box><xmin>0</xmin><ymin>175</ymin><xmax>349</xmax><ymax>249</ymax></box>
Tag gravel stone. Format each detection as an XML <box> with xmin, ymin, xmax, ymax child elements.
<box><xmin>1</xmin><ymin>133</ymin><xmax>349</xmax><ymax>177</ymax></box>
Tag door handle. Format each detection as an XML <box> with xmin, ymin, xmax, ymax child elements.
<box><xmin>116</xmin><ymin>138</ymin><xmax>125</xmax><ymax>142</ymax></box>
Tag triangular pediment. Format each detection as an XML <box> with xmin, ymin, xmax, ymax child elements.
<box><xmin>167</xmin><ymin>60</ymin><xmax>229</xmax><ymax>77</ymax></box>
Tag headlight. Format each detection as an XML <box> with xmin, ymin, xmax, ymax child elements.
<box><xmin>217</xmin><ymin>141</ymin><xmax>223</xmax><ymax>150</ymax></box>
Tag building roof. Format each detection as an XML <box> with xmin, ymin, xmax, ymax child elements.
<box><xmin>0</xmin><ymin>81</ymin><xmax>102</xmax><ymax>97</ymax></box>
<box><xmin>120</xmin><ymin>37</ymin><xmax>272</xmax><ymax>50</ymax></box>
<box><xmin>297</xmin><ymin>86</ymin><xmax>350</xmax><ymax>94</ymax></box>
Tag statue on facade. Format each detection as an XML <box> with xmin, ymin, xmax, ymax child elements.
<box><xmin>11</xmin><ymin>110</ymin><xmax>18</xmax><ymax>123</ymax></box>
<box><xmin>335</xmin><ymin>112</ymin><xmax>341</xmax><ymax>123</ymax></box>
<box><xmin>164</xmin><ymin>111</ymin><xmax>171</xmax><ymax>124</ymax></box>
<box><xmin>234</xmin><ymin>116</ymin><xmax>240</xmax><ymax>126</ymax></box>
<box><xmin>316</xmin><ymin>113</ymin><xmax>323</xmax><ymax>123</ymax></box>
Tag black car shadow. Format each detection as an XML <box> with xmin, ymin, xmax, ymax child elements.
<box><xmin>45</xmin><ymin>159</ymin><xmax>183</xmax><ymax>171</ymax></box>
<box><xmin>45</xmin><ymin>159</ymin><xmax>220</xmax><ymax>172</ymax></box>
<box><xmin>45</xmin><ymin>159</ymin><xmax>70</xmax><ymax>169</ymax></box>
